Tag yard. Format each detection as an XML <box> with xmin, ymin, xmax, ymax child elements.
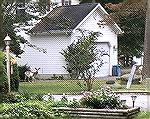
<box><xmin>19</xmin><ymin>79</ymin><xmax>148</xmax><ymax>94</ymax></box>
<box><xmin>134</xmin><ymin>112</ymin><xmax>150</xmax><ymax>119</ymax></box>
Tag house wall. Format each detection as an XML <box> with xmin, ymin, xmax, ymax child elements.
<box><xmin>17</xmin><ymin>5</ymin><xmax>119</xmax><ymax>78</ymax></box>
<box><xmin>71</xmin><ymin>8</ymin><xmax>118</xmax><ymax>76</ymax></box>
<box><xmin>17</xmin><ymin>34</ymin><xmax>71</xmax><ymax>78</ymax></box>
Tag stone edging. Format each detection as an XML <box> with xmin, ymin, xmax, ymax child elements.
<box><xmin>53</xmin><ymin>107</ymin><xmax>140</xmax><ymax>119</ymax></box>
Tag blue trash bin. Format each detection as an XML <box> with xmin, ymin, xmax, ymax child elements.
<box><xmin>112</xmin><ymin>65</ymin><xmax>121</xmax><ymax>76</ymax></box>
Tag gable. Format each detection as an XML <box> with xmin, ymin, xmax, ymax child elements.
<box><xmin>29</xmin><ymin>3</ymin><xmax>122</xmax><ymax>35</ymax></box>
<box><xmin>73</xmin><ymin>4</ymin><xmax>123</xmax><ymax>35</ymax></box>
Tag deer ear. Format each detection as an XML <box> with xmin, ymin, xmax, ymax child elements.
<box><xmin>38</xmin><ymin>68</ymin><xmax>40</xmax><ymax>70</ymax></box>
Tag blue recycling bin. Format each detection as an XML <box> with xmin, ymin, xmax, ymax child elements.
<box><xmin>112</xmin><ymin>65</ymin><xmax>121</xmax><ymax>76</ymax></box>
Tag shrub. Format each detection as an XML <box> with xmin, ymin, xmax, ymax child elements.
<box><xmin>0</xmin><ymin>103</ymin><xmax>55</xmax><ymax>119</ymax></box>
<box><xmin>18</xmin><ymin>64</ymin><xmax>30</xmax><ymax>82</ymax></box>
<box><xmin>11</xmin><ymin>64</ymin><xmax>20</xmax><ymax>92</ymax></box>
<box><xmin>0</xmin><ymin>93</ymin><xmax>22</xmax><ymax>103</ymax></box>
<box><xmin>80</xmin><ymin>88</ymin><xmax>122</xmax><ymax>109</ymax></box>
<box><xmin>0</xmin><ymin>51</ymin><xmax>8</xmax><ymax>94</ymax></box>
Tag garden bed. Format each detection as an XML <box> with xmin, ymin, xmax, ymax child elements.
<box><xmin>53</xmin><ymin>107</ymin><xmax>140</xmax><ymax>119</ymax></box>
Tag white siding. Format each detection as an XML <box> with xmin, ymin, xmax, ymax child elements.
<box><xmin>17</xmin><ymin>34</ymin><xmax>70</xmax><ymax>75</ymax></box>
<box><xmin>72</xmin><ymin>9</ymin><xmax>118</xmax><ymax>76</ymax></box>
<box><xmin>17</xmin><ymin>6</ymin><xmax>119</xmax><ymax>77</ymax></box>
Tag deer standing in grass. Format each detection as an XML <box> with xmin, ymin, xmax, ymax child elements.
<box><xmin>25</xmin><ymin>68</ymin><xmax>40</xmax><ymax>82</ymax></box>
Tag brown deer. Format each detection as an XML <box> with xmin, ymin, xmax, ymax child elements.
<box><xmin>25</xmin><ymin>68</ymin><xmax>40</xmax><ymax>82</ymax></box>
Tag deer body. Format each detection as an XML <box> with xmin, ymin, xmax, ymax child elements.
<box><xmin>25</xmin><ymin>68</ymin><xmax>40</xmax><ymax>82</ymax></box>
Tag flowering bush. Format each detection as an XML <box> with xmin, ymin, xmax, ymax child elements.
<box><xmin>80</xmin><ymin>88</ymin><xmax>122</xmax><ymax>109</ymax></box>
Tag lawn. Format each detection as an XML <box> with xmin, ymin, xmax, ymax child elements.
<box><xmin>19</xmin><ymin>79</ymin><xmax>148</xmax><ymax>94</ymax></box>
<box><xmin>134</xmin><ymin>111</ymin><xmax>150</xmax><ymax>119</ymax></box>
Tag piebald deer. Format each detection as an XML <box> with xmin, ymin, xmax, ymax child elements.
<box><xmin>25</xmin><ymin>68</ymin><xmax>40</xmax><ymax>82</ymax></box>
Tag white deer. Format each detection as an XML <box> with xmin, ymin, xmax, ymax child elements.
<box><xmin>25</xmin><ymin>68</ymin><xmax>40</xmax><ymax>82</ymax></box>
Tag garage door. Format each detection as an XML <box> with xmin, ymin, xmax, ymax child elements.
<box><xmin>94</xmin><ymin>42</ymin><xmax>110</xmax><ymax>77</ymax></box>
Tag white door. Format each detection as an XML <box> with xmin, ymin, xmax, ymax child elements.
<box><xmin>94</xmin><ymin>42</ymin><xmax>110</xmax><ymax>77</ymax></box>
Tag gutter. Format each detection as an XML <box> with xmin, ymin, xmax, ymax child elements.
<box><xmin>29</xmin><ymin>29</ymin><xmax>73</xmax><ymax>36</ymax></box>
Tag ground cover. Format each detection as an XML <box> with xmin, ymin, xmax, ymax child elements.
<box><xmin>19</xmin><ymin>79</ymin><xmax>147</xmax><ymax>94</ymax></box>
<box><xmin>0</xmin><ymin>88</ymin><xmax>128</xmax><ymax>119</ymax></box>
<box><xmin>133</xmin><ymin>111</ymin><xmax>150</xmax><ymax>119</ymax></box>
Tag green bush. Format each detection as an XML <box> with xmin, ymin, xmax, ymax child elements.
<box><xmin>11</xmin><ymin>64</ymin><xmax>20</xmax><ymax>92</ymax></box>
<box><xmin>80</xmin><ymin>88</ymin><xmax>122</xmax><ymax>109</ymax></box>
<box><xmin>18</xmin><ymin>64</ymin><xmax>30</xmax><ymax>82</ymax></box>
<box><xmin>0</xmin><ymin>102</ymin><xmax>55</xmax><ymax>119</ymax></box>
<box><xmin>0</xmin><ymin>93</ymin><xmax>22</xmax><ymax>103</ymax></box>
<box><xmin>0</xmin><ymin>51</ymin><xmax>8</xmax><ymax>94</ymax></box>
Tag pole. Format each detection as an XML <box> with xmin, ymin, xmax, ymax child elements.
<box><xmin>6</xmin><ymin>45</ymin><xmax>10</xmax><ymax>93</ymax></box>
<box><xmin>143</xmin><ymin>0</ymin><xmax>150</xmax><ymax>79</ymax></box>
<box><xmin>132</xmin><ymin>101</ymin><xmax>135</xmax><ymax>108</ymax></box>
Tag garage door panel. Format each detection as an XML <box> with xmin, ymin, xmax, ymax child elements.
<box><xmin>95</xmin><ymin>43</ymin><xmax>110</xmax><ymax>77</ymax></box>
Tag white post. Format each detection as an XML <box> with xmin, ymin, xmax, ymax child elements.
<box><xmin>147</xmin><ymin>78</ymin><xmax>150</xmax><ymax>111</ymax></box>
<box><xmin>6</xmin><ymin>45</ymin><xmax>11</xmax><ymax>93</ymax></box>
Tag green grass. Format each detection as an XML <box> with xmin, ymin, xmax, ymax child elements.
<box><xmin>19</xmin><ymin>79</ymin><xmax>148</xmax><ymax>94</ymax></box>
<box><xmin>133</xmin><ymin>112</ymin><xmax>150</xmax><ymax>119</ymax></box>
<box><xmin>19</xmin><ymin>80</ymin><xmax>106</xmax><ymax>94</ymax></box>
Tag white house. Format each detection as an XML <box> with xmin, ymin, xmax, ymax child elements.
<box><xmin>17</xmin><ymin>3</ymin><xmax>123</xmax><ymax>78</ymax></box>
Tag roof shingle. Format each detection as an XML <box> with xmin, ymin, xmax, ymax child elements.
<box><xmin>29</xmin><ymin>3</ymin><xmax>98</xmax><ymax>34</ymax></box>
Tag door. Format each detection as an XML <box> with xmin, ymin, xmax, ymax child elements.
<box><xmin>94</xmin><ymin>42</ymin><xmax>110</xmax><ymax>77</ymax></box>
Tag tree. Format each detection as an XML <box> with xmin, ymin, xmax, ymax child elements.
<box><xmin>61</xmin><ymin>30</ymin><xmax>107</xmax><ymax>91</ymax></box>
<box><xmin>0</xmin><ymin>0</ymin><xmax>3</xmax><ymax>50</ymax></box>
<box><xmin>105</xmin><ymin>0</ymin><xmax>146</xmax><ymax>67</ymax></box>
<box><xmin>79</xmin><ymin>0</ymin><xmax>124</xmax><ymax>6</ymax></box>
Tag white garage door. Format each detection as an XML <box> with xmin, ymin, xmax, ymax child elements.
<box><xmin>94</xmin><ymin>42</ymin><xmax>110</xmax><ymax>77</ymax></box>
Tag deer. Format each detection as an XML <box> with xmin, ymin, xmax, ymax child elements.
<box><xmin>25</xmin><ymin>68</ymin><xmax>40</xmax><ymax>82</ymax></box>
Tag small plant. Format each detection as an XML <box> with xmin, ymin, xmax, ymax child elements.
<box><xmin>80</xmin><ymin>88</ymin><xmax>122</xmax><ymax>109</ymax></box>
<box><xmin>68</xmin><ymin>98</ymin><xmax>80</xmax><ymax>108</ymax></box>
<box><xmin>1</xmin><ymin>103</ymin><xmax>54</xmax><ymax>119</ymax></box>
<box><xmin>0</xmin><ymin>93</ymin><xmax>22</xmax><ymax>103</ymax></box>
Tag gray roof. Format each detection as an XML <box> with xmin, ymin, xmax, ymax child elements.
<box><xmin>29</xmin><ymin>3</ymin><xmax>98</xmax><ymax>34</ymax></box>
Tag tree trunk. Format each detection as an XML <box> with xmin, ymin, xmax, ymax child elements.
<box><xmin>86</xmin><ymin>79</ymin><xmax>92</xmax><ymax>91</ymax></box>
<box><xmin>143</xmin><ymin>0</ymin><xmax>150</xmax><ymax>79</ymax></box>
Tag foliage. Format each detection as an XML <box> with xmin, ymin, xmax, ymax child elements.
<box><xmin>18</xmin><ymin>64</ymin><xmax>30</xmax><ymax>82</ymax></box>
<box><xmin>61</xmin><ymin>30</ymin><xmax>104</xmax><ymax>91</ymax></box>
<box><xmin>105</xmin><ymin>0</ymin><xmax>146</xmax><ymax>67</ymax></box>
<box><xmin>0</xmin><ymin>102</ymin><xmax>55</xmax><ymax>119</ymax></box>
<box><xmin>79</xmin><ymin>0</ymin><xmax>124</xmax><ymax>6</ymax></box>
<box><xmin>80</xmin><ymin>88</ymin><xmax>122</xmax><ymax>109</ymax></box>
<box><xmin>10</xmin><ymin>64</ymin><xmax>20</xmax><ymax>92</ymax></box>
<box><xmin>0</xmin><ymin>0</ymin><xmax>49</xmax><ymax>56</ymax></box>
<box><xmin>0</xmin><ymin>51</ymin><xmax>8</xmax><ymax>94</ymax></box>
<box><xmin>0</xmin><ymin>93</ymin><xmax>22</xmax><ymax>103</ymax></box>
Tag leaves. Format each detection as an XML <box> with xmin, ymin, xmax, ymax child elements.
<box><xmin>105</xmin><ymin>0</ymin><xmax>146</xmax><ymax>66</ymax></box>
